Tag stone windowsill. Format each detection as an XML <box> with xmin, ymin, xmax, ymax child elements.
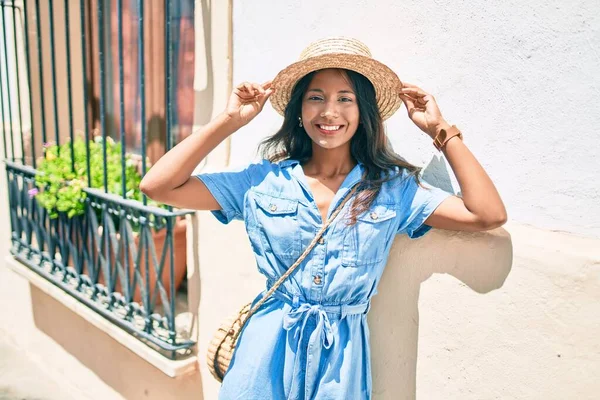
<box><xmin>4</xmin><ymin>255</ymin><xmax>198</xmax><ymax>378</ymax></box>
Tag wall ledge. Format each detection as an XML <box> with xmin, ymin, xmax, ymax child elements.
<box><xmin>4</xmin><ymin>256</ymin><xmax>198</xmax><ymax>378</ymax></box>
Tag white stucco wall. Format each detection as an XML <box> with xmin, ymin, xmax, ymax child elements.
<box><xmin>194</xmin><ymin>216</ymin><xmax>600</xmax><ymax>400</ymax></box>
<box><xmin>230</xmin><ymin>0</ymin><xmax>600</xmax><ymax>238</ymax></box>
<box><xmin>200</xmin><ymin>1</ymin><xmax>600</xmax><ymax>399</ymax></box>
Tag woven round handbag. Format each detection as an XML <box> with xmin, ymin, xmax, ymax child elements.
<box><xmin>206</xmin><ymin>302</ymin><xmax>251</xmax><ymax>381</ymax></box>
<box><xmin>206</xmin><ymin>184</ymin><xmax>359</xmax><ymax>382</ymax></box>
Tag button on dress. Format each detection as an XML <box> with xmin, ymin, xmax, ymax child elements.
<box><xmin>196</xmin><ymin>159</ymin><xmax>452</xmax><ymax>400</ymax></box>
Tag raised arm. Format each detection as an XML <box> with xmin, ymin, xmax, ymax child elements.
<box><xmin>399</xmin><ymin>83</ymin><xmax>507</xmax><ymax>231</ymax></box>
<box><xmin>139</xmin><ymin>81</ymin><xmax>273</xmax><ymax>210</ymax></box>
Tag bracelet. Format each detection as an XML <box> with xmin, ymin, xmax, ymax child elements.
<box><xmin>433</xmin><ymin>125</ymin><xmax>463</xmax><ymax>151</ymax></box>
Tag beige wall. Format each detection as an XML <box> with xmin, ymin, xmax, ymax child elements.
<box><xmin>195</xmin><ymin>213</ymin><xmax>600</xmax><ymax>400</ymax></box>
<box><xmin>3</xmin><ymin>181</ymin><xmax>599</xmax><ymax>400</ymax></box>
<box><xmin>412</xmin><ymin>223</ymin><xmax>599</xmax><ymax>399</ymax></box>
<box><xmin>0</xmin><ymin>253</ymin><xmax>202</xmax><ymax>400</ymax></box>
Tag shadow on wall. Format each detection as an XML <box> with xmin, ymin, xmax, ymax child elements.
<box><xmin>368</xmin><ymin>153</ymin><xmax>513</xmax><ymax>399</ymax></box>
<box><xmin>421</xmin><ymin>155</ymin><xmax>458</xmax><ymax>195</ymax></box>
<box><xmin>29</xmin><ymin>286</ymin><xmax>203</xmax><ymax>400</ymax></box>
<box><xmin>369</xmin><ymin>227</ymin><xmax>513</xmax><ymax>399</ymax></box>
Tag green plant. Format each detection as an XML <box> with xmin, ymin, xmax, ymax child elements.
<box><xmin>34</xmin><ymin>136</ymin><xmax>156</xmax><ymax>219</ymax></box>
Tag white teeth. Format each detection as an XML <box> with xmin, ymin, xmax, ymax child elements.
<box><xmin>319</xmin><ymin>125</ymin><xmax>341</xmax><ymax>131</ymax></box>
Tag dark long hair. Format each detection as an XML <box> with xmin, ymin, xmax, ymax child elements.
<box><xmin>259</xmin><ymin>69</ymin><xmax>421</xmax><ymax>223</ymax></box>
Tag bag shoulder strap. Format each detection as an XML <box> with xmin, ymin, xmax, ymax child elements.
<box><xmin>246</xmin><ymin>183</ymin><xmax>360</xmax><ymax>318</ymax></box>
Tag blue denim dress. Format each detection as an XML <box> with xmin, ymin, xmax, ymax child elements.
<box><xmin>196</xmin><ymin>159</ymin><xmax>452</xmax><ymax>400</ymax></box>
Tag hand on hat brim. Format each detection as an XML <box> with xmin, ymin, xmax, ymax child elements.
<box><xmin>399</xmin><ymin>83</ymin><xmax>447</xmax><ymax>138</ymax></box>
<box><xmin>235</xmin><ymin>81</ymin><xmax>273</xmax><ymax>98</ymax></box>
<box><xmin>226</xmin><ymin>80</ymin><xmax>275</xmax><ymax>126</ymax></box>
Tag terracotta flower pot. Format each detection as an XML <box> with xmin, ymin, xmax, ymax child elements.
<box><xmin>124</xmin><ymin>218</ymin><xmax>188</xmax><ymax>304</ymax></box>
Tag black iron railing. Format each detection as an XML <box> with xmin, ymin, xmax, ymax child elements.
<box><xmin>1</xmin><ymin>0</ymin><xmax>196</xmax><ymax>359</ymax></box>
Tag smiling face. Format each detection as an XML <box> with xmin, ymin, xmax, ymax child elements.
<box><xmin>300</xmin><ymin>69</ymin><xmax>360</xmax><ymax>152</ymax></box>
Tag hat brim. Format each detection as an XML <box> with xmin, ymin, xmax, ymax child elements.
<box><xmin>270</xmin><ymin>53</ymin><xmax>403</xmax><ymax>121</ymax></box>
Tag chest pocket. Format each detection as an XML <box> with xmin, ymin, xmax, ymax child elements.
<box><xmin>341</xmin><ymin>204</ymin><xmax>397</xmax><ymax>266</ymax></box>
<box><xmin>249</xmin><ymin>192</ymin><xmax>301</xmax><ymax>260</ymax></box>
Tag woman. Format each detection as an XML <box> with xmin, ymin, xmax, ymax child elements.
<box><xmin>140</xmin><ymin>37</ymin><xmax>507</xmax><ymax>399</ymax></box>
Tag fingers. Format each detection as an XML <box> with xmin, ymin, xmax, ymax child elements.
<box><xmin>399</xmin><ymin>93</ymin><xmax>425</xmax><ymax>118</ymax></box>
<box><xmin>236</xmin><ymin>81</ymin><xmax>274</xmax><ymax>100</ymax></box>
<box><xmin>399</xmin><ymin>92</ymin><xmax>416</xmax><ymax>109</ymax></box>
<box><xmin>401</xmin><ymin>81</ymin><xmax>419</xmax><ymax>89</ymax></box>
<box><xmin>399</xmin><ymin>92</ymin><xmax>427</xmax><ymax>107</ymax></box>
<box><xmin>408</xmin><ymin>106</ymin><xmax>425</xmax><ymax>118</ymax></box>
<box><xmin>400</xmin><ymin>87</ymin><xmax>427</xmax><ymax>97</ymax></box>
<box><xmin>247</xmin><ymin>82</ymin><xmax>264</xmax><ymax>95</ymax></box>
<box><xmin>400</xmin><ymin>82</ymin><xmax>432</xmax><ymax>102</ymax></box>
<box><xmin>401</xmin><ymin>82</ymin><xmax>428</xmax><ymax>94</ymax></box>
<box><xmin>235</xmin><ymin>82</ymin><xmax>261</xmax><ymax>99</ymax></box>
<box><xmin>233</xmin><ymin>81</ymin><xmax>274</xmax><ymax>114</ymax></box>
<box><xmin>237</xmin><ymin>81</ymin><xmax>272</xmax><ymax>94</ymax></box>
<box><xmin>400</xmin><ymin>86</ymin><xmax>430</xmax><ymax>112</ymax></box>
<box><xmin>234</xmin><ymin>83</ymin><xmax>254</xmax><ymax>100</ymax></box>
<box><xmin>258</xmin><ymin>90</ymin><xmax>274</xmax><ymax>108</ymax></box>
<box><xmin>400</xmin><ymin>93</ymin><xmax>427</xmax><ymax>107</ymax></box>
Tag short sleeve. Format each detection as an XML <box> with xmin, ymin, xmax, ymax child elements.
<box><xmin>195</xmin><ymin>160</ymin><xmax>271</xmax><ymax>224</ymax></box>
<box><xmin>395</xmin><ymin>170</ymin><xmax>453</xmax><ymax>239</ymax></box>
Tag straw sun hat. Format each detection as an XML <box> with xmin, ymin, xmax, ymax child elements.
<box><xmin>270</xmin><ymin>37</ymin><xmax>403</xmax><ymax>121</ymax></box>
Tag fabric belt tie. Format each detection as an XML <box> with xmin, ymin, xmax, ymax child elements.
<box><xmin>270</xmin><ymin>290</ymin><xmax>370</xmax><ymax>399</ymax></box>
